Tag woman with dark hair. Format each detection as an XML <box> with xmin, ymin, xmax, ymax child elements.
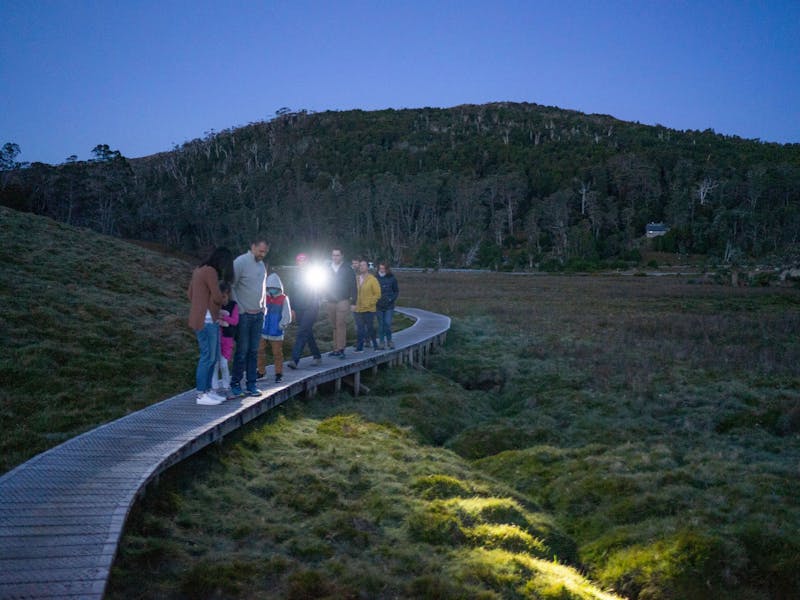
<box><xmin>188</xmin><ymin>246</ymin><xmax>234</xmax><ymax>405</ymax></box>
<box><xmin>375</xmin><ymin>262</ymin><xmax>399</xmax><ymax>349</ymax></box>
<box><xmin>202</xmin><ymin>246</ymin><xmax>234</xmax><ymax>284</ymax></box>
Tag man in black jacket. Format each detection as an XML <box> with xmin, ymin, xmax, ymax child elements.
<box><xmin>324</xmin><ymin>247</ymin><xmax>357</xmax><ymax>358</ymax></box>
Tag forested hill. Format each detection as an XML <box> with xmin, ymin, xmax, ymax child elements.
<box><xmin>2</xmin><ymin>102</ymin><xmax>799</xmax><ymax>267</ymax></box>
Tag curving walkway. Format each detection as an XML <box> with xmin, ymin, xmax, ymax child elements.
<box><xmin>0</xmin><ymin>307</ymin><xmax>450</xmax><ymax>599</ymax></box>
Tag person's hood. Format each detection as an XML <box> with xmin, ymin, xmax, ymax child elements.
<box><xmin>266</xmin><ymin>272</ymin><xmax>284</xmax><ymax>292</ymax></box>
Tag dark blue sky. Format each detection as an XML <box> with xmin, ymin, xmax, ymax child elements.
<box><xmin>2</xmin><ymin>0</ymin><xmax>798</xmax><ymax>165</ymax></box>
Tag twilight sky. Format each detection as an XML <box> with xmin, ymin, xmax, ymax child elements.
<box><xmin>2</xmin><ymin>0</ymin><xmax>798</xmax><ymax>165</ymax></box>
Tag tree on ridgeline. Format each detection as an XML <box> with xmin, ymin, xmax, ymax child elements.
<box><xmin>1</xmin><ymin>143</ymin><xmax>27</xmax><ymax>188</ymax></box>
<box><xmin>0</xmin><ymin>142</ymin><xmax>30</xmax><ymax>210</ymax></box>
<box><xmin>85</xmin><ymin>145</ymin><xmax>133</xmax><ymax>235</ymax></box>
<box><xmin>1</xmin><ymin>142</ymin><xmax>22</xmax><ymax>172</ymax></box>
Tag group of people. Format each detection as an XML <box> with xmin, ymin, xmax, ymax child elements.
<box><xmin>187</xmin><ymin>239</ymin><xmax>399</xmax><ymax>406</ymax></box>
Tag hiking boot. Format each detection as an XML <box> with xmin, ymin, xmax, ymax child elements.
<box><xmin>196</xmin><ymin>392</ymin><xmax>222</xmax><ymax>406</ymax></box>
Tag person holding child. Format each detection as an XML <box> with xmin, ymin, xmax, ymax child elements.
<box><xmin>187</xmin><ymin>247</ymin><xmax>233</xmax><ymax>406</ymax></box>
<box><xmin>261</xmin><ymin>272</ymin><xmax>292</xmax><ymax>383</ymax></box>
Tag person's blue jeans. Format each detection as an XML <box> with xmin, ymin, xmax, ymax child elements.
<box><xmin>376</xmin><ymin>308</ymin><xmax>394</xmax><ymax>343</ymax></box>
<box><xmin>291</xmin><ymin>307</ymin><xmax>321</xmax><ymax>363</ymax></box>
<box><xmin>355</xmin><ymin>311</ymin><xmax>376</xmax><ymax>350</ymax></box>
<box><xmin>195</xmin><ymin>322</ymin><xmax>220</xmax><ymax>392</ymax></box>
<box><xmin>231</xmin><ymin>311</ymin><xmax>263</xmax><ymax>389</ymax></box>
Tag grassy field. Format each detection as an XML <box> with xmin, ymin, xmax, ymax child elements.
<box><xmin>3</xmin><ymin>206</ymin><xmax>799</xmax><ymax>598</ymax></box>
<box><xmin>0</xmin><ymin>207</ymin><xmax>198</xmax><ymax>471</ymax></box>
<box><xmin>413</xmin><ymin>273</ymin><xmax>800</xmax><ymax>599</ymax></box>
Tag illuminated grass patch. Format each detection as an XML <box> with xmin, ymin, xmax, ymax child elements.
<box><xmin>108</xmin><ymin>412</ymin><xmax>613</xmax><ymax>599</ymax></box>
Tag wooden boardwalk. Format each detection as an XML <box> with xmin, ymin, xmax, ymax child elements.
<box><xmin>0</xmin><ymin>307</ymin><xmax>450</xmax><ymax>599</ymax></box>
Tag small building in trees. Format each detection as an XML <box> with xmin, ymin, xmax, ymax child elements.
<box><xmin>645</xmin><ymin>222</ymin><xmax>669</xmax><ymax>238</ymax></box>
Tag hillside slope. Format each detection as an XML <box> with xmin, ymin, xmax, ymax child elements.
<box><xmin>0</xmin><ymin>206</ymin><xmax>197</xmax><ymax>472</ymax></box>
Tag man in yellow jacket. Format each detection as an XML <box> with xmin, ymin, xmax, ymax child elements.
<box><xmin>352</xmin><ymin>258</ymin><xmax>381</xmax><ymax>352</ymax></box>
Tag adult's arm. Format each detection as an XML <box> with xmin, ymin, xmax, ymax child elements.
<box><xmin>280</xmin><ymin>296</ymin><xmax>292</xmax><ymax>328</ymax></box>
<box><xmin>222</xmin><ymin>303</ymin><xmax>240</xmax><ymax>326</ymax></box>
<box><xmin>367</xmin><ymin>277</ymin><xmax>381</xmax><ymax>306</ymax></box>
<box><xmin>231</xmin><ymin>254</ymin><xmax>244</xmax><ymax>304</ymax></box>
<box><xmin>348</xmin><ymin>269</ymin><xmax>358</xmax><ymax>303</ymax></box>
<box><xmin>204</xmin><ymin>267</ymin><xmax>224</xmax><ymax>312</ymax></box>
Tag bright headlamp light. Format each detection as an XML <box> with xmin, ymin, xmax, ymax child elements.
<box><xmin>303</xmin><ymin>264</ymin><xmax>328</xmax><ymax>291</ymax></box>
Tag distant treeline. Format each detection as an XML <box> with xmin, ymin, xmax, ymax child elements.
<box><xmin>2</xmin><ymin>102</ymin><xmax>800</xmax><ymax>267</ymax></box>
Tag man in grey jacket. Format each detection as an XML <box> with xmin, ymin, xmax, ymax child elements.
<box><xmin>229</xmin><ymin>238</ymin><xmax>269</xmax><ymax>398</ymax></box>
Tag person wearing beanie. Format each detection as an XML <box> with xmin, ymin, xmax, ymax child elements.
<box><xmin>260</xmin><ymin>271</ymin><xmax>292</xmax><ymax>383</ymax></box>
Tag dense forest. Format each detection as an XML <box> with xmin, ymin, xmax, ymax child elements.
<box><xmin>2</xmin><ymin>102</ymin><xmax>800</xmax><ymax>267</ymax></box>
